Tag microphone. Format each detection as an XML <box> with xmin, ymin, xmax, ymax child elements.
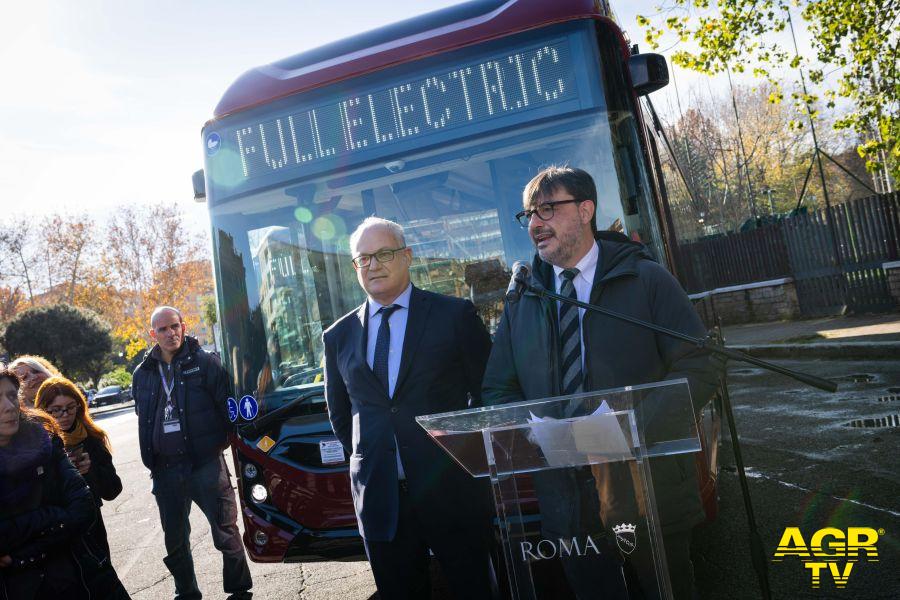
<box><xmin>505</xmin><ymin>262</ymin><xmax>531</xmax><ymax>302</ymax></box>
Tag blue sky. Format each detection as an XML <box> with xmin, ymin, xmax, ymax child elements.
<box><xmin>1</xmin><ymin>0</ymin><xmax>811</xmax><ymax>232</ymax></box>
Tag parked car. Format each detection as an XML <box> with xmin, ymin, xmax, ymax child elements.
<box><xmin>93</xmin><ymin>385</ymin><xmax>131</xmax><ymax>406</ymax></box>
<box><xmin>281</xmin><ymin>367</ymin><xmax>323</xmax><ymax>388</ymax></box>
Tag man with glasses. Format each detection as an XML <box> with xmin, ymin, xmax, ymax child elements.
<box><xmin>323</xmin><ymin>217</ymin><xmax>495</xmax><ymax>600</ymax></box>
<box><xmin>483</xmin><ymin>166</ymin><xmax>721</xmax><ymax>598</ymax></box>
<box><xmin>133</xmin><ymin>306</ymin><xmax>253</xmax><ymax>600</ymax></box>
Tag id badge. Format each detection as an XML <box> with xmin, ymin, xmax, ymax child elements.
<box><xmin>162</xmin><ymin>397</ymin><xmax>180</xmax><ymax>434</ymax></box>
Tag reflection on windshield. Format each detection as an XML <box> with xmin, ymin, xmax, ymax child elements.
<box><xmin>211</xmin><ymin>110</ymin><xmax>659</xmax><ymax>413</ymax></box>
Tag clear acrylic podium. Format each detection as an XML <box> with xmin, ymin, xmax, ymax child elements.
<box><xmin>417</xmin><ymin>379</ymin><xmax>700</xmax><ymax>600</ymax></box>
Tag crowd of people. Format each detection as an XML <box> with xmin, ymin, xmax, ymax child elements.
<box><xmin>1</xmin><ymin>302</ymin><xmax>252</xmax><ymax>600</ymax></box>
<box><xmin>1</xmin><ymin>165</ymin><xmax>719</xmax><ymax>600</ymax></box>
<box><xmin>0</xmin><ymin>360</ymin><xmax>130</xmax><ymax>599</ymax></box>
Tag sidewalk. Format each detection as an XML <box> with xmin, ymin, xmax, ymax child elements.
<box><xmin>91</xmin><ymin>400</ymin><xmax>135</xmax><ymax>415</ymax></box>
<box><xmin>722</xmin><ymin>313</ymin><xmax>900</xmax><ymax>359</ymax></box>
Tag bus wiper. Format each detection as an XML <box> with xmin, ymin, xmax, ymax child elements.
<box><xmin>238</xmin><ymin>389</ymin><xmax>323</xmax><ymax>439</ymax></box>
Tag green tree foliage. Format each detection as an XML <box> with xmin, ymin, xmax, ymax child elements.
<box><xmin>637</xmin><ymin>0</ymin><xmax>899</xmax><ymax>185</ymax></box>
<box><xmin>98</xmin><ymin>366</ymin><xmax>132</xmax><ymax>389</ymax></box>
<box><xmin>201</xmin><ymin>295</ymin><xmax>218</xmax><ymax>328</ymax></box>
<box><xmin>1</xmin><ymin>303</ymin><xmax>112</xmax><ymax>383</ymax></box>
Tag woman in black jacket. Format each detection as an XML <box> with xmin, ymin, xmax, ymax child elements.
<box><xmin>35</xmin><ymin>376</ymin><xmax>123</xmax><ymax>558</ymax></box>
<box><xmin>0</xmin><ymin>367</ymin><xmax>97</xmax><ymax>599</ymax></box>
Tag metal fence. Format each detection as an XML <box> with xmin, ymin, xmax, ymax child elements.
<box><xmin>676</xmin><ymin>192</ymin><xmax>900</xmax><ymax>315</ymax></box>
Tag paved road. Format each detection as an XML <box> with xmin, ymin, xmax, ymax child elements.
<box><xmin>94</xmin><ymin>406</ymin><xmax>377</xmax><ymax>599</ymax></box>
<box><xmin>692</xmin><ymin>357</ymin><xmax>900</xmax><ymax>599</ymax></box>
<box><xmin>96</xmin><ymin>356</ymin><xmax>899</xmax><ymax>598</ymax></box>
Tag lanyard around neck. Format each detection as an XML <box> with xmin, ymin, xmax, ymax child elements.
<box><xmin>158</xmin><ymin>363</ymin><xmax>175</xmax><ymax>405</ymax></box>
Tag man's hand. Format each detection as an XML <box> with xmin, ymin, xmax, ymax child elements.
<box><xmin>0</xmin><ymin>555</ymin><xmax>12</xmax><ymax>567</ymax></box>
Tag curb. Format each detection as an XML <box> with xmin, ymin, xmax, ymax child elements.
<box><xmin>90</xmin><ymin>401</ymin><xmax>135</xmax><ymax>415</ymax></box>
<box><xmin>730</xmin><ymin>342</ymin><xmax>900</xmax><ymax>360</ymax></box>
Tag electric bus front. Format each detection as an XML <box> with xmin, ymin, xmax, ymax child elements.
<box><xmin>198</xmin><ymin>0</ymin><xmax>712</xmax><ymax>563</ymax></box>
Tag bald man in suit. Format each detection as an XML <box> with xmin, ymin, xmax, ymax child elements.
<box><xmin>324</xmin><ymin>217</ymin><xmax>495</xmax><ymax>600</ymax></box>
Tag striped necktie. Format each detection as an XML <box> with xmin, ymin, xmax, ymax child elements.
<box><xmin>559</xmin><ymin>268</ymin><xmax>583</xmax><ymax>397</ymax></box>
<box><xmin>373</xmin><ymin>304</ymin><xmax>399</xmax><ymax>394</ymax></box>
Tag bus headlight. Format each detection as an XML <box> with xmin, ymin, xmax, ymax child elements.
<box><xmin>243</xmin><ymin>463</ymin><xmax>258</xmax><ymax>480</ymax></box>
<box><xmin>253</xmin><ymin>530</ymin><xmax>268</xmax><ymax>546</ymax></box>
<box><xmin>250</xmin><ymin>484</ymin><xmax>268</xmax><ymax>504</ymax></box>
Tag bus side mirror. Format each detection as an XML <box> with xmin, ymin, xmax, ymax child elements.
<box><xmin>629</xmin><ymin>53</ymin><xmax>668</xmax><ymax>96</ymax></box>
<box><xmin>193</xmin><ymin>169</ymin><xmax>206</xmax><ymax>202</ymax></box>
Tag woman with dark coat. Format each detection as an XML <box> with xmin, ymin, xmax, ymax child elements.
<box><xmin>34</xmin><ymin>377</ymin><xmax>128</xmax><ymax>598</ymax></box>
<box><xmin>0</xmin><ymin>367</ymin><xmax>97</xmax><ymax>599</ymax></box>
<box><xmin>35</xmin><ymin>376</ymin><xmax>124</xmax><ymax>559</ymax></box>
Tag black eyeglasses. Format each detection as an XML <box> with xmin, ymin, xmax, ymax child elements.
<box><xmin>351</xmin><ymin>246</ymin><xmax>407</xmax><ymax>269</ymax></box>
<box><xmin>515</xmin><ymin>199</ymin><xmax>589</xmax><ymax>228</ymax></box>
<box><xmin>47</xmin><ymin>404</ymin><xmax>78</xmax><ymax>417</ymax></box>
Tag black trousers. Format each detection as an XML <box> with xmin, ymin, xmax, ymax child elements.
<box><xmin>151</xmin><ymin>456</ymin><xmax>252</xmax><ymax>599</ymax></box>
<box><xmin>362</xmin><ymin>482</ymin><xmax>495</xmax><ymax>600</ymax></box>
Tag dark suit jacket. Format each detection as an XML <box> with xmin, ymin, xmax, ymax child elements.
<box><xmin>323</xmin><ymin>286</ymin><xmax>492</xmax><ymax>542</ymax></box>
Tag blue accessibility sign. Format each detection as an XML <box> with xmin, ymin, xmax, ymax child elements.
<box><xmin>239</xmin><ymin>395</ymin><xmax>259</xmax><ymax>421</ymax></box>
<box><xmin>226</xmin><ymin>397</ymin><xmax>238</xmax><ymax>423</ymax></box>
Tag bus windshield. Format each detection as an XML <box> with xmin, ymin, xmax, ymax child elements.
<box><xmin>208</xmin><ymin>26</ymin><xmax>662</xmax><ymax>414</ymax></box>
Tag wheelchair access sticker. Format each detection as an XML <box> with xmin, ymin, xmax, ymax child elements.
<box><xmin>239</xmin><ymin>395</ymin><xmax>259</xmax><ymax>421</ymax></box>
<box><xmin>226</xmin><ymin>397</ymin><xmax>238</xmax><ymax>423</ymax></box>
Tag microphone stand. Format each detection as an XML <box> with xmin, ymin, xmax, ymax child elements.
<box><xmin>520</xmin><ymin>281</ymin><xmax>837</xmax><ymax>600</ymax></box>
<box><xmin>523</xmin><ymin>284</ymin><xmax>836</xmax><ymax>392</ymax></box>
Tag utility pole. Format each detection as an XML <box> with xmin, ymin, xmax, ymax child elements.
<box><xmin>787</xmin><ymin>7</ymin><xmax>845</xmax><ymax>305</ymax></box>
<box><xmin>787</xmin><ymin>10</ymin><xmax>832</xmax><ymax>214</ymax></box>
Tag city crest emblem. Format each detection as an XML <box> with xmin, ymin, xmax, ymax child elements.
<box><xmin>613</xmin><ymin>523</ymin><xmax>637</xmax><ymax>555</ymax></box>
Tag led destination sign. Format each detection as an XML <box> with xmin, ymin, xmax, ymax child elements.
<box><xmin>208</xmin><ymin>31</ymin><xmax>591</xmax><ymax>185</ymax></box>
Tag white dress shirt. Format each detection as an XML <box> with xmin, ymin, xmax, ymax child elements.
<box><xmin>552</xmin><ymin>242</ymin><xmax>600</xmax><ymax>368</ymax></box>
<box><xmin>365</xmin><ymin>282</ymin><xmax>412</xmax><ymax>478</ymax></box>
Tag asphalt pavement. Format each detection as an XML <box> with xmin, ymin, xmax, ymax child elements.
<box><xmin>93</xmin><ymin>405</ymin><xmax>378</xmax><ymax>599</ymax></box>
<box><xmin>94</xmin><ymin>352</ymin><xmax>899</xmax><ymax>599</ymax></box>
<box><xmin>692</xmin><ymin>357</ymin><xmax>900</xmax><ymax>599</ymax></box>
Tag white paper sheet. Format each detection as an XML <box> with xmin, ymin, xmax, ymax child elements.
<box><xmin>526</xmin><ymin>400</ymin><xmax>633</xmax><ymax>467</ymax></box>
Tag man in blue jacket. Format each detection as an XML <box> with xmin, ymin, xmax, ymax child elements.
<box><xmin>133</xmin><ymin>306</ymin><xmax>252</xmax><ymax>599</ymax></box>
<box><xmin>483</xmin><ymin>166</ymin><xmax>722</xmax><ymax>599</ymax></box>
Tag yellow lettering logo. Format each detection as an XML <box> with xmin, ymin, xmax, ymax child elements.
<box><xmin>773</xmin><ymin>527</ymin><xmax>881</xmax><ymax>589</ymax></box>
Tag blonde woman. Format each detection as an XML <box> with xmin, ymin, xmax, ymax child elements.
<box><xmin>9</xmin><ymin>356</ymin><xmax>60</xmax><ymax>408</ymax></box>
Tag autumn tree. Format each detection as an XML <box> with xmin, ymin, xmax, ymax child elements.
<box><xmin>43</xmin><ymin>214</ymin><xmax>97</xmax><ymax>304</ymax></box>
<box><xmin>1</xmin><ymin>204</ymin><xmax>213</xmax><ymax>357</ymax></box>
<box><xmin>0</xmin><ymin>287</ymin><xmax>25</xmax><ymax>324</ymax></box>
<box><xmin>659</xmin><ymin>82</ymin><xmax>872</xmax><ymax>239</ymax></box>
<box><xmin>101</xmin><ymin>203</ymin><xmax>211</xmax><ymax>358</ymax></box>
<box><xmin>0</xmin><ymin>217</ymin><xmax>40</xmax><ymax>307</ymax></box>
<box><xmin>638</xmin><ymin>0</ymin><xmax>899</xmax><ymax>190</ymax></box>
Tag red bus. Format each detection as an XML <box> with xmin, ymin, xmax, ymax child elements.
<box><xmin>196</xmin><ymin>0</ymin><xmax>719</xmax><ymax>563</ymax></box>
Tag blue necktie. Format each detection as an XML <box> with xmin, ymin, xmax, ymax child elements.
<box><xmin>373</xmin><ymin>304</ymin><xmax>399</xmax><ymax>395</ymax></box>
